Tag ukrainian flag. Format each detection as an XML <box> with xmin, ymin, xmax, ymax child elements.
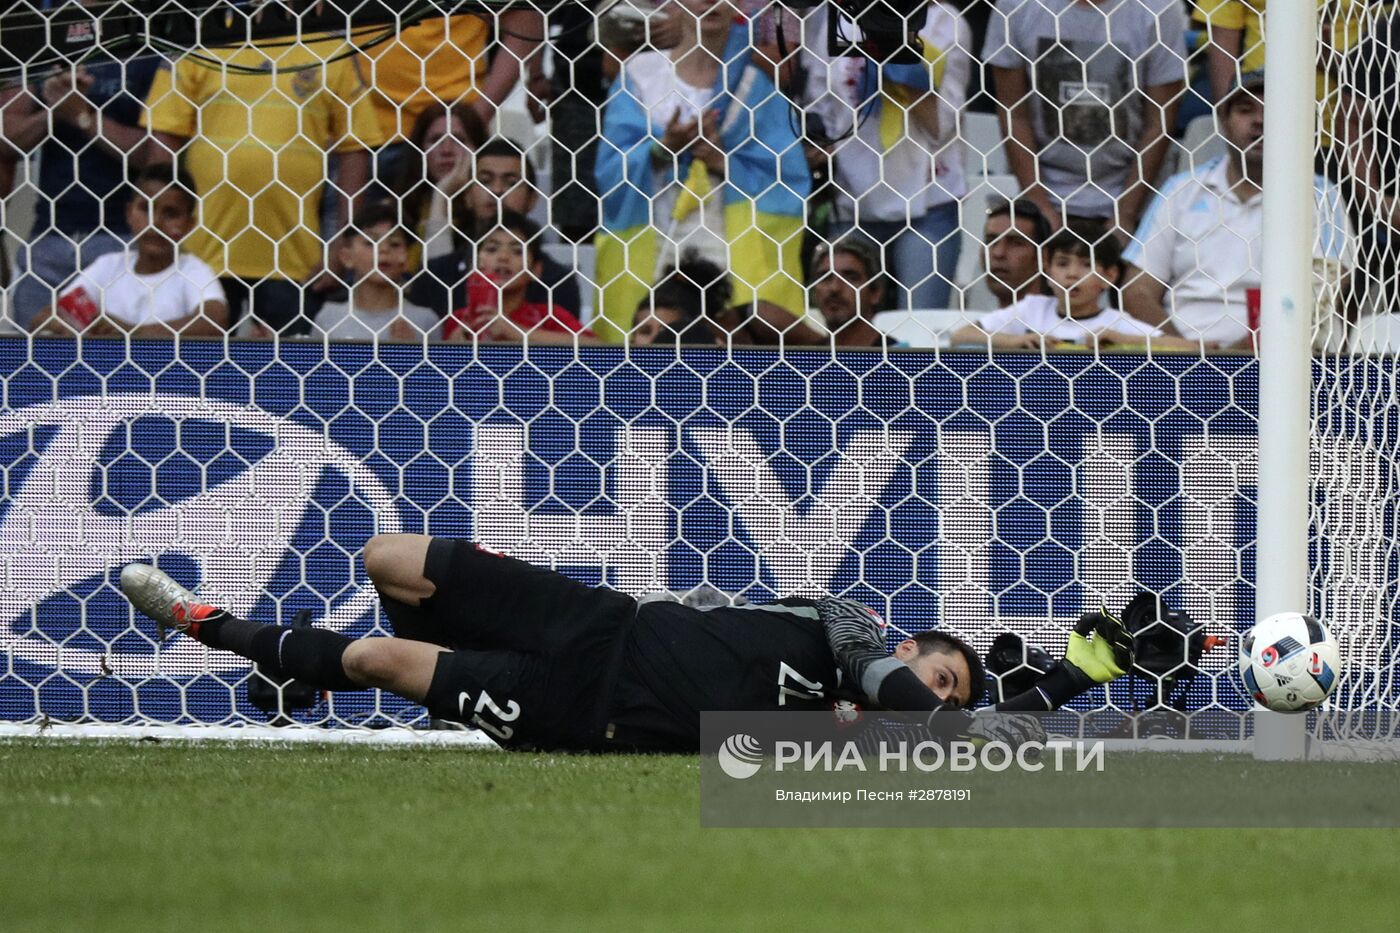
<box><xmin>593</xmin><ymin>25</ymin><xmax>811</xmax><ymax>343</ymax></box>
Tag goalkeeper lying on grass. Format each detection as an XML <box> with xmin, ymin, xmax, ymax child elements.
<box><xmin>120</xmin><ymin>534</ymin><xmax>1135</xmax><ymax>752</ymax></box>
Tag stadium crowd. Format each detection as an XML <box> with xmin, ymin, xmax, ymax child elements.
<box><xmin>0</xmin><ymin>0</ymin><xmax>1392</xmax><ymax>349</ymax></box>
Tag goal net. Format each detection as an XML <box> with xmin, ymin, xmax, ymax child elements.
<box><xmin>1312</xmin><ymin>5</ymin><xmax>1400</xmax><ymax>752</ymax></box>
<box><xmin>0</xmin><ymin>1</ymin><xmax>1391</xmax><ymax>752</ymax></box>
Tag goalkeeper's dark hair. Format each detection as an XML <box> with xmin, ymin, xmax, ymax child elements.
<box><xmin>912</xmin><ymin>630</ymin><xmax>987</xmax><ymax>707</ymax></box>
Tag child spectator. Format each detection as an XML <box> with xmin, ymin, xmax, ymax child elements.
<box><xmin>952</xmin><ymin>225</ymin><xmax>1192</xmax><ymax>348</ymax></box>
<box><xmin>30</xmin><ymin>165</ymin><xmax>227</xmax><ymax>337</ymax></box>
<box><xmin>408</xmin><ymin>138</ymin><xmax>581</xmax><ymax>319</ymax></box>
<box><xmin>311</xmin><ymin>204</ymin><xmax>440</xmax><ymax>342</ymax></box>
<box><xmin>445</xmin><ymin>213</ymin><xmax>596</xmax><ymax>345</ymax></box>
<box><xmin>2</xmin><ymin>51</ymin><xmax>160</xmax><ymax>330</ymax></box>
<box><xmin>633</xmin><ymin>250</ymin><xmax>814</xmax><ymax>346</ymax></box>
<box><xmin>631</xmin><ymin>255</ymin><xmax>727</xmax><ymax>346</ymax></box>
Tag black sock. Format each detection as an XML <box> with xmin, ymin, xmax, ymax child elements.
<box><xmin>194</xmin><ymin>615</ymin><xmax>359</xmax><ymax>691</ymax></box>
<box><xmin>188</xmin><ymin>611</ymin><xmax>249</xmax><ymax>652</ymax></box>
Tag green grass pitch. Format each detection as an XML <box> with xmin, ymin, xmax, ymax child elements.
<box><xmin>4</xmin><ymin>738</ymin><xmax>1399</xmax><ymax>932</ymax></box>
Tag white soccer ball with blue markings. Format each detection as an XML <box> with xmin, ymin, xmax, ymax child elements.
<box><xmin>1238</xmin><ymin>612</ymin><xmax>1340</xmax><ymax>713</ymax></box>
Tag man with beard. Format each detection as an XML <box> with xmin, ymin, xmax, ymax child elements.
<box><xmin>810</xmin><ymin>235</ymin><xmax>890</xmax><ymax>348</ymax></box>
<box><xmin>1122</xmin><ymin>71</ymin><xmax>1356</xmax><ymax>348</ymax></box>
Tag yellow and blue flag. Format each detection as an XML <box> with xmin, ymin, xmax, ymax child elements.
<box><xmin>593</xmin><ymin>25</ymin><xmax>811</xmax><ymax>343</ymax></box>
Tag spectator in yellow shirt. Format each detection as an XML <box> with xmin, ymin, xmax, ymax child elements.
<box><xmin>143</xmin><ymin>36</ymin><xmax>386</xmax><ymax>336</ymax></box>
<box><xmin>363</xmin><ymin>11</ymin><xmax>546</xmax><ymax>145</ymax></box>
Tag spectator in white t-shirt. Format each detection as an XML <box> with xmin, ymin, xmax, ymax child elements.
<box><xmin>311</xmin><ymin>203</ymin><xmax>441</xmax><ymax>342</ymax></box>
<box><xmin>1123</xmin><ymin>71</ymin><xmax>1356</xmax><ymax>348</ymax></box>
<box><xmin>953</xmin><ymin>224</ymin><xmax>1193</xmax><ymax>348</ymax></box>
<box><xmin>30</xmin><ymin>165</ymin><xmax>227</xmax><ymax>337</ymax></box>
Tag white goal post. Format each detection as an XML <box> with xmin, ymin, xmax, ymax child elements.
<box><xmin>1255</xmin><ymin>0</ymin><xmax>1316</xmax><ymax>761</ymax></box>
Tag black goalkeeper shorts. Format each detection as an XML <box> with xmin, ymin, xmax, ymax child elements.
<box><xmin>396</xmin><ymin>539</ymin><xmax>636</xmax><ymax>749</ymax></box>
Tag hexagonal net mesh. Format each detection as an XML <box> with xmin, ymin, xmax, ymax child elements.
<box><xmin>0</xmin><ymin>2</ymin><xmax>1392</xmax><ymax>748</ymax></box>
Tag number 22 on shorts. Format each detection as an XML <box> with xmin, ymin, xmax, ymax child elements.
<box><xmin>457</xmin><ymin>689</ymin><xmax>521</xmax><ymax>740</ymax></box>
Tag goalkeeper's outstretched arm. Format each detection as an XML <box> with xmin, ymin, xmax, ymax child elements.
<box><xmin>820</xmin><ymin>597</ymin><xmax>1136</xmax><ymax>713</ymax></box>
<box><xmin>993</xmin><ymin>608</ymin><xmax>1136</xmax><ymax>711</ymax></box>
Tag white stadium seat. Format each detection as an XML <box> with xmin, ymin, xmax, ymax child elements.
<box><xmin>1350</xmin><ymin>314</ymin><xmax>1400</xmax><ymax>354</ymax></box>
<box><xmin>872</xmin><ymin>308</ymin><xmax>979</xmax><ymax>348</ymax></box>
<box><xmin>542</xmin><ymin>243</ymin><xmax>597</xmax><ymax>324</ymax></box>
<box><xmin>961</xmin><ymin>111</ymin><xmax>1009</xmax><ymax>177</ymax></box>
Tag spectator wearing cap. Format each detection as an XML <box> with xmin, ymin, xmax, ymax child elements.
<box><xmin>1193</xmin><ymin>0</ymin><xmax>1374</xmax><ymax>153</ymax></box>
<box><xmin>810</xmin><ymin>235</ymin><xmax>892</xmax><ymax>348</ymax></box>
<box><xmin>982</xmin><ymin>197</ymin><xmax>1050</xmax><ymax>310</ymax></box>
<box><xmin>983</xmin><ymin>0</ymin><xmax>1187</xmax><ymax>237</ymax></box>
<box><xmin>1123</xmin><ymin>71</ymin><xmax>1356</xmax><ymax>348</ymax></box>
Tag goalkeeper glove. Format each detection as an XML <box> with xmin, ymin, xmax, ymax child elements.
<box><xmin>1031</xmin><ymin>606</ymin><xmax>1136</xmax><ymax>708</ymax></box>
<box><xmin>1065</xmin><ymin>607</ymin><xmax>1135</xmax><ymax>685</ymax></box>
<box><xmin>966</xmin><ymin>711</ymin><xmax>1047</xmax><ymax>749</ymax></box>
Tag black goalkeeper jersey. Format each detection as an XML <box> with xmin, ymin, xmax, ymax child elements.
<box><xmin>389</xmin><ymin>539</ymin><xmax>974</xmax><ymax>754</ymax></box>
<box><xmin>602</xmin><ymin>597</ymin><xmax>848</xmax><ymax>751</ymax></box>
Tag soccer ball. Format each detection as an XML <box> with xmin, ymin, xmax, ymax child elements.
<box><xmin>1238</xmin><ymin>612</ymin><xmax>1340</xmax><ymax>712</ymax></box>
